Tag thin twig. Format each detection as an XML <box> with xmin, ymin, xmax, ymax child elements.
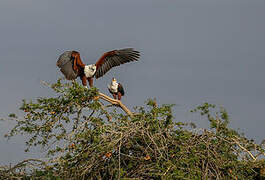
<box><xmin>8</xmin><ymin>159</ymin><xmax>47</xmax><ymax>173</ymax></box>
<box><xmin>118</xmin><ymin>137</ymin><xmax>122</xmax><ymax>180</ymax></box>
<box><xmin>97</xmin><ymin>101</ymin><xmax>112</xmax><ymax>121</ymax></box>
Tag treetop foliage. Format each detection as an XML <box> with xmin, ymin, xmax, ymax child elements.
<box><xmin>1</xmin><ymin>80</ymin><xmax>264</xmax><ymax>179</ymax></box>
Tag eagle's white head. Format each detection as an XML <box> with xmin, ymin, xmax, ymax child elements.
<box><xmin>84</xmin><ymin>64</ymin><xmax>96</xmax><ymax>78</ymax></box>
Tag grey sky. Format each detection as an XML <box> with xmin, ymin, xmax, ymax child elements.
<box><xmin>0</xmin><ymin>0</ymin><xmax>265</xmax><ymax>164</ymax></box>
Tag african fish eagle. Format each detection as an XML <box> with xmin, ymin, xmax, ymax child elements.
<box><xmin>108</xmin><ymin>78</ymin><xmax>125</xmax><ymax>100</ymax></box>
<box><xmin>56</xmin><ymin>48</ymin><xmax>140</xmax><ymax>87</ymax></box>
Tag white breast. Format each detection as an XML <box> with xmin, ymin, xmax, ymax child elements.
<box><xmin>84</xmin><ymin>64</ymin><xmax>96</xmax><ymax>78</ymax></box>
<box><xmin>108</xmin><ymin>81</ymin><xmax>118</xmax><ymax>93</ymax></box>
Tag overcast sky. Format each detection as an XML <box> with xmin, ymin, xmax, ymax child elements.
<box><xmin>0</xmin><ymin>0</ymin><xmax>265</xmax><ymax>165</ymax></box>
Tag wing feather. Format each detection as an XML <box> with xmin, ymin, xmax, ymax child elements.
<box><xmin>56</xmin><ymin>51</ymin><xmax>78</xmax><ymax>80</ymax></box>
<box><xmin>94</xmin><ymin>48</ymin><xmax>140</xmax><ymax>79</ymax></box>
<box><xmin>118</xmin><ymin>83</ymin><xmax>125</xmax><ymax>96</ymax></box>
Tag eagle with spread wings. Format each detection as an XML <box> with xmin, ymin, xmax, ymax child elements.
<box><xmin>56</xmin><ymin>48</ymin><xmax>140</xmax><ymax>87</ymax></box>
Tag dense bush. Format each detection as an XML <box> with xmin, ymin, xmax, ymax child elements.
<box><xmin>1</xmin><ymin>80</ymin><xmax>264</xmax><ymax>179</ymax></box>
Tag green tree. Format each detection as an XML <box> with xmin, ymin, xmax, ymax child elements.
<box><xmin>1</xmin><ymin>80</ymin><xmax>264</xmax><ymax>179</ymax></box>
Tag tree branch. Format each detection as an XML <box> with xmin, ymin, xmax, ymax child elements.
<box><xmin>96</xmin><ymin>92</ymin><xmax>134</xmax><ymax>117</ymax></box>
<box><xmin>40</xmin><ymin>80</ymin><xmax>134</xmax><ymax>117</ymax></box>
<box><xmin>7</xmin><ymin>159</ymin><xmax>47</xmax><ymax>173</ymax></box>
<box><xmin>232</xmin><ymin>138</ymin><xmax>256</xmax><ymax>161</ymax></box>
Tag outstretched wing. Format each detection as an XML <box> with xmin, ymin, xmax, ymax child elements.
<box><xmin>56</xmin><ymin>51</ymin><xmax>86</xmax><ymax>80</ymax></box>
<box><xmin>56</xmin><ymin>51</ymin><xmax>73</xmax><ymax>68</ymax></box>
<box><xmin>94</xmin><ymin>48</ymin><xmax>140</xmax><ymax>79</ymax></box>
<box><xmin>56</xmin><ymin>51</ymin><xmax>78</xmax><ymax>80</ymax></box>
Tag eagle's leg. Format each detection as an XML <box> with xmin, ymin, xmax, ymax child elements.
<box><xmin>88</xmin><ymin>77</ymin><xmax>93</xmax><ymax>87</ymax></box>
<box><xmin>80</xmin><ymin>75</ymin><xmax>87</xmax><ymax>88</ymax></box>
<box><xmin>118</xmin><ymin>92</ymin><xmax>122</xmax><ymax>100</ymax></box>
<box><xmin>112</xmin><ymin>93</ymin><xmax>117</xmax><ymax>99</ymax></box>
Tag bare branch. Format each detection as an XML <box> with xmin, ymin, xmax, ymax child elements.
<box><xmin>97</xmin><ymin>92</ymin><xmax>133</xmax><ymax>117</ymax></box>
<box><xmin>232</xmin><ymin>138</ymin><xmax>257</xmax><ymax>161</ymax></box>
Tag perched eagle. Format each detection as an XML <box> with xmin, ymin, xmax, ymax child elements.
<box><xmin>56</xmin><ymin>48</ymin><xmax>140</xmax><ymax>87</ymax></box>
<box><xmin>108</xmin><ymin>78</ymin><xmax>125</xmax><ymax>100</ymax></box>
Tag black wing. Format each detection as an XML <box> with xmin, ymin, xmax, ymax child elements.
<box><xmin>118</xmin><ymin>83</ymin><xmax>125</xmax><ymax>96</ymax></box>
<box><xmin>94</xmin><ymin>48</ymin><xmax>140</xmax><ymax>79</ymax></box>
